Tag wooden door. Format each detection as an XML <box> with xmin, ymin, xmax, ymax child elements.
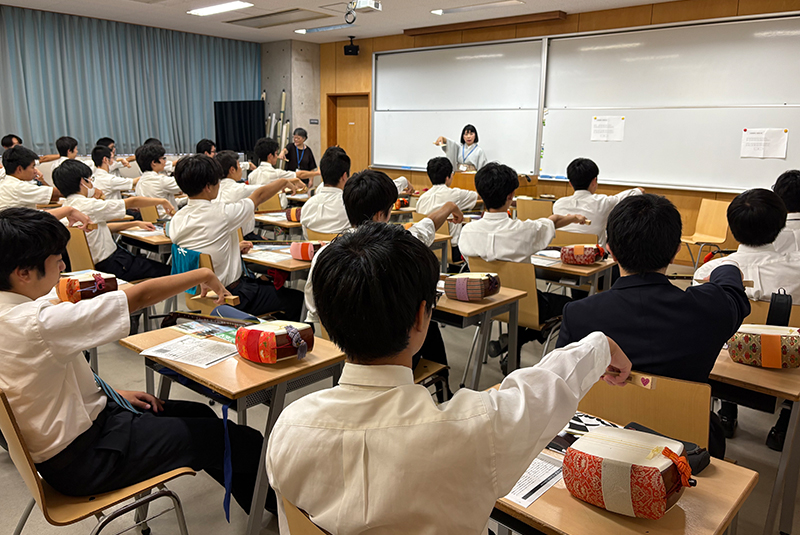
<box><xmin>331</xmin><ymin>95</ymin><xmax>370</xmax><ymax>172</ymax></box>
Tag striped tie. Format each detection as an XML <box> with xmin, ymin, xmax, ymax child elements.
<box><xmin>93</xmin><ymin>373</ymin><xmax>141</xmax><ymax>415</ymax></box>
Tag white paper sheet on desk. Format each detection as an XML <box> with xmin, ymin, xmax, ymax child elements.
<box><xmin>288</xmin><ymin>193</ymin><xmax>309</xmax><ymax>200</ymax></box>
<box><xmin>242</xmin><ymin>250</ymin><xmax>292</xmax><ymax>263</ymax></box>
<box><xmin>505</xmin><ymin>453</ymin><xmax>563</xmax><ymax>508</ymax></box>
<box><xmin>141</xmin><ymin>335</ymin><xmax>236</xmax><ymax>368</ymax></box>
<box><xmin>252</xmin><ymin>244</ymin><xmax>291</xmax><ymax>252</ymax></box>
<box><xmin>122</xmin><ymin>227</ymin><xmax>166</xmax><ymax>237</ymax></box>
<box><xmin>257</xmin><ymin>213</ymin><xmax>289</xmax><ymax>222</ymax></box>
<box><xmin>531</xmin><ymin>255</ymin><xmax>561</xmax><ymax>267</ymax></box>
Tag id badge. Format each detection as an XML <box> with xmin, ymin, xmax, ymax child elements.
<box><xmin>458</xmin><ymin>164</ymin><xmax>468</xmax><ymax>172</ymax></box>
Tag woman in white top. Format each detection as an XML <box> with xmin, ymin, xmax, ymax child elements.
<box><xmin>435</xmin><ymin>124</ymin><xmax>488</xmax><ymax>172</ymax></box>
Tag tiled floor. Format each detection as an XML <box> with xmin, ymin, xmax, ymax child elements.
<box><xmin>1</xmin><ymin>268</ymin><xmax>797</xmax><ymax>534</ymax></box>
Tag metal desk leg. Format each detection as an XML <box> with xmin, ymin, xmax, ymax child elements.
<box><xmin>88</xmin><ymin>347</ymin><xmax>99</xmax><ymax>373</ymax></box>
<box><xmin>332</xmin><ymin>362</ymin><xmax>343</xmax><ymax>386</ymax></box>
<box><xmin>145</xmin><ymin>366</ymin><xmax>155</xmax><ymax>396</ymax></box>
<box><xmin>764</xmin><ymin>401</ymin><xmax>800</xmax><ymax>535</ymax></box>
<box><xmin>507</xmin><ymin>302</ymin><xmax>520</xmax><ymax>374</ymax></box>
<box><xmin>779</xmin><ymin>402</ymin><xmax>800</xmax><ymax>534</ymax></box>
<box><xmin>245</xmin><ymin>382</ymin><xmax>288</xmax><ymax>535</ymax></box>
<box><xmin>588</xmin><ymin>273</ymin><xmax>600</xmax><ymax>296</ymax></box>
<box><xmin>497</xmin><ymin>527</ymin><xmax>513</xmax><ymax>535</ymax></box>
<box><xmin>441</xmin><ymin>244</ymin><xmax>450</xmax><ymax>272</ymax></box>
<box><xmin>469</xmin><ymin>313</ymin><xmax>492</xmax><ymax>390</ymax></box>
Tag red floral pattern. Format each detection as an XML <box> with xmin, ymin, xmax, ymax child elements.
<box><xmin>728</xmin><ymin>330</ymin><xmax>800</xmax><ymax>368</ymax></box>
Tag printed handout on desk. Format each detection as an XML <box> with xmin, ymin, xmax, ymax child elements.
<box><xmin>741</xmin><ymin>128</ymin><xmax>788</xmax><ymax>159</ymax></box>
<box><xmin>531</xmin><ymin>255</ymin><xmax>561</xmax><ymax>267</ymax></box>
<box><xmin>122</xmin><ymin>226</ymin><xmax>165</xmax><ymax>237</ymax></box>
<box><xmin>258</xmin><ymin>213</ymin><xmax>289</xmax><ymax>222</ymax></box>
<box><xmin>242</xmin><ymin>250</ymin><xmax>292</xmax><ymax>264</ymax></box>
<box><xmin>591</xmin><ymin>116</ymin><xmax>625</xmax><ymax>142</ymax></box>
<box><xmin>141</xmin><ymin>335</ymin><xmax>237</xmax><ymax>368</ymax></box>
<box><xmin>170</xmin><ymin>321</ymin><xmax>236</xmax><ymax>339</ymax></box>
<box><xmin>505</xmin><ymin>453</ymin><xmax>563</xmax><ymax>508</ymax></box>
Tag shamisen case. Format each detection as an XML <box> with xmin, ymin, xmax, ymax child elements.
<box><xmin>562</xmin><ymin>427</ymin><xmax>693</xmax><ymax>520</ymax></box>
<box><xmin>727</xmin><ymin>324</ymin><xmax>800</xmax><ymax>368</ymax></box>
<box><xmin>560</xmin><ymin>244</ymin><xmax>605</xmax><ymax>265</ymax></box>
<box><xmin>57</xmin><ymin>271</ymin><xmax>118</xmax><ymax>303</ymax></box>
<box><xmin>235</xmin><ymin>321</ymin><xmax>315</xmax><ymax>364</ymax></box>
<box><xmin>443</xmin><ymin>273</ymin><xmax>501</xmax><ymax>302</ymax></box>
<box><xmin>289</xmin><ymin>241</ymin><xmax>324</xmax><ymax>261</ymax></box>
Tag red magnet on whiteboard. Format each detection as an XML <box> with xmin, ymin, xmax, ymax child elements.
<box><xmin>744</xmin><ymin>129</ymin><xmax>747</xmax><ymax>132</ymax></box>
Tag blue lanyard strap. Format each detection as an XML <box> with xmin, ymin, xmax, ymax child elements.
<box><xmin>462</xmin><ymin>143</ymin><xmax>477</xmax><ymax>162</ymax></box>
<box><xmin>295</xmin><ymin>145</ymin><xmax>306</xmax><ymax>165</ymax></box>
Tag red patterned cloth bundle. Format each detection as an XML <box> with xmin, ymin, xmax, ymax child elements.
<box><xmin>235</xmin><ymin>321</ymin><xmax>315</xmax><ymax>364</ymax></box>
<box><xmin>728</xmin><ymin>324</ymin><xmax>800</xmax><ymax>368</ymax></box>
<box><xmin>285</xmin><ymin>207</ymin><xmax>302</xmax><ymax>221</ymax></box>
<box><xmin>57</xmin><ymin>272</ymin><xmax>118</xmax><ymax>303</ymax></box>
<box><xmin>560</xmin><ymin>244</ymin><xmax>605</xmax><ymax>265</ymax></box>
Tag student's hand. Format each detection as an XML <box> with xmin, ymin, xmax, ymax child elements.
<box><xmin>132</xmin><ymin>177</ymin><xmax>140</xmax><ymax>186</ymax></box>
<box><xmin>118</xmin><ymin>390</ymin><xmax>165</xmax><ymax>413</ymax></box>
<box><xmin>286</xmin><ymin>177</ymin><xmax>305</xmax><ymax>194</ymax></box>
<box><xmin>570</xmin><ymin>214</ymin><xmax>588</xmax><ymax>225</ymax></box>
<box><xmin>93</xmin><ymin>189</ymin><xmax>105</xmax><ymax>200</ymax></box>
<box><xmin>118</xmin><ymin>157</ymin><xmax>132</xmax><ymax>168</ymax></box>
<box><xmin>601</xmin><ymin>336</ymin><xmax>632</xmax><ymax>387</ymax></box>
<box><xmin>66</xmin><ymin>208</ymin><xmax>92</xmax><ymax>230</ymax></box>
<box><xmin>448</xmin><ymin>202</ymin><xmax>464</xmax><ymax>224</ymax></box>
<box><xmin>138</xmin><ymin>221</ymin><xmax>157</xmax><ymax>231</ymax></box>
<box><xmin>403</xmin><ymin>185</ymin><xmax>415</xmax><ymax>194</ymax></box>
<box><xmin>198</xmin><ymin>269</ymin><xmax>231</xmax><ymax>305</ymax></box>
<box><xmin>33</xmin><ymin>167</ymin><xmax>44</xmax><ymax>182</ymax></box>
<box><xmin>239</xmin><ymin>240</ymin><xmax>254</xmax><ymax>254</ymax></box>
<box><xmin>434</xmin><ymin>136</ymin><xmax>446</xmax><ymax>146</ymax></box>
<box><xmin>637</xmin><ymin>187</ymin><xmax>646</xmax><ymax>193</ymax></box>
<box><xmin>248</xmin><ymin>162</ymin><xmax>256</xmax><ymax>171</ymax></box>
<box><xmin>160</xmin><ymin>199</ymin><xmax>177</xmax><ymax>216</ymax></box>
<box><xmin>278</xmin><ymin>148</ymin><xmax>288</xmax><ymax>160</ymax></box>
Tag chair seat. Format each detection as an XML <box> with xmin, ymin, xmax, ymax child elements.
<box><xmin>681</xmin><ymin>233</ymin><xmax>727</xmax><ymax>245</ymax></box>
<box><xmin>413</xmin><ymin>359</ymin><xmax>448</xmax><ymax>384</ymax></box>
<box><xmin>41</xmin><ymin>467</ymin><xmax>195</xmax><ymax>526</ymax></box>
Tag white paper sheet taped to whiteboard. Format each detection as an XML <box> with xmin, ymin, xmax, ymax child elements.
<box><xmin>740</xmin><ymin>128</ymin><xmax>788</xmax><ymax>159</ymax></box>
<box><xmin>591</xmin><ymin>116</ymin><xmax>625</xmax><ymax>142</ymax></box>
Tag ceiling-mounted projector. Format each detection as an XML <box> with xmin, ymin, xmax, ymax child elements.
<box><xmin>351</xmin><ymin>0</ymin><xmax>381</xmax><ymax>11</ymax></box>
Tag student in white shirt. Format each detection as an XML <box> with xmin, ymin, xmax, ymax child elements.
<box><xmin>249</xmin><ymin>137</ymin><xmax>299</xmax><ymax>209</ymax></box>
<box><xmin>0</xmin><ymin>145</ymin><xmax>62</xmax><ymax>209</ymax></box>
<box><xmin>213</xmin><ymin>150</ymin><xmax>261</xmax><ymax>239</ymax></box>
<box><xmin>198</xmin><ymin>139</ymin><xmax>255</xmax><ymax>173</ymax></box>
<box><xmin>773</xmin><ymin>170</ymin><xmax>800</xmax><ymax>253</ymax></box>
<box><xmin>300</xmin><ymin>146</ymin><xmax>351</xmax><ymax>238</ymax></box>
<box><xmin>0</xmin><ymin>206</ymin><xmax>275</xmax><ymax>516</ymax></box>
<box><xmin>134</xmin><ymin>143</ymin><xmax>182</xmax><ymax>219</ymax></box>
<box><xmin>460</xmin><ymin>162</ymin><xmax>587</xmax><ymax>355</ymax></box>
<box><xmin>417</xmin><ymin>156</ymin><xmax>479</xmax><ymax>260</ymax></box>
<box><xmin>169</xmin><ymin>154</ymin><xmax>306</xmax><ymax>319</ymax></box>
<box><xmin>51</xmin><ymin>136</ymin><xmax>96</xmax><ymax>173</ymax></box>
<box><xmin>553</xmin><ymin>158</ymin><xmax>643</xmax><ymax>246</ymax></box>
<box><xmin>91</xmin><ymin>145</ymin><xmax>139</xmax><ymax>200</ymax></box>
<box><xmin>95</xmin><ymin>137</ymin><xmax>134</xmax><ymax>176</ymax></box>
<box><xmin>435</xmin><ymin>123</ymin><xmax>488</xmax><ymax>172</ymax></box>
<box><xmin>267</xmin><ymin>222</ymin><xmax>632</xmax><ymax>535</ymax></box>
<box><xmin>1</xmin><ymin>134</ymin><xmax>22</xmax><ymax>150</ymax></box>
<box><xmin>53</xmin><ymin>160</ymin><xmax>175</xmax><ymax>280</ymax></box>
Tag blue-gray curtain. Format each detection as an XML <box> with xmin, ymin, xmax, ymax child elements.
<box><xmin>0</xmin><ymin>6</ymin><xmax>261</xmax><ymax>155</ymax></box>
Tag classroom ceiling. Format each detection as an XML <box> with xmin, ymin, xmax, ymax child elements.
<box><xmin>8</xmin><ymin>0</ymin><xmax>681</xmax><ymax>44</ymax></box>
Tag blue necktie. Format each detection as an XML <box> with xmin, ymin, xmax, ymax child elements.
<box><xmin>93</xmin><ymin>373</ymin><xmax>141</xmax><ymax>415</ymax></box>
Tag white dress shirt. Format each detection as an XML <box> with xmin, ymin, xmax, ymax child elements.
<box><xmin>0</xmin><ymin>167</ymin><xmax>6</xmax><ymax>179</ymax></box>
<box><xmin>300</xmin><ymin>186</ymin><xmax>350</xmax><ymax>238</ymax></box>
<box><xmin>0</xmin><ymin>290</ymin><xmax>129</xmax><ymax>463</ymax></box>
<box><xmin>168</xmin><ymin>198</ymin><xmax>254</xmax><ymax>287</ymax></box>
<box><xmin>248</xmin><ymin>162</ymin><xmax>295</xmax><ymax>209</ymax></box>
<box><xmin>52</xmin><ymin>156</ymin><xmax>96</xmax><ymax>173</ymax></box>
<box><xmin>135</xmin><ymin>171</ymin><xmax>182</xmax><ymax>218</ymax></box>
<box><xmin>774</xmin><ymin>213</ymin><xmax>800</xmax><ymax>253</ymax></box>
<box><xmin>92</xmin><ymin>168</ymin><xmax>134</xmax><ymax>201</ymax></box>
<box><xmin>694</xmin><ymin>243</ymin><xmax>800</xmax><ymax>301</ymax></box>
<box><xmin>416</xmin><ymin>183</ymin><xmax>479</xmax><ymax>246</ymax></box>
<box><xmin>62</xmin><ymin>194</ymin><xmax>126</xmax><ymax>264</ymax></box>
<box><xmin>0</xmin><ymin>175</ymin><xmax>54</xmax><ymax>209</ymax></box>
<box><xmin>553</xmin><ymin>188</ymin><xmax>642</xmax><ymax>246</ymax></box>
<box><xmin>267</xmin><ymin>331</ymin><xmax>611</xmax><ymax>535</ymax></box>
<box><xmin>393</xmin><ymin>176</ymin><xmax>410</xmax><ymax>194</ymax></box>
<box><xmin>459</xmin><ymin>211</ymin><xmax>555</xmax><ymax>263</ymax></box>
<box><xmin>303</xmin><ymin>218</ymin><xmax>437</xmax><ymax>323</ymax></box>
<box><xmin>214</xmin><ymin>178</ymin><xmax>260</xmax><ymax>235</ymax></box>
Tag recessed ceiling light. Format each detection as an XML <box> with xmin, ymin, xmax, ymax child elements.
<box><xmin>295</xmin><ymin>23</ymin><xmax>353</xmax><ymax>34</ymax></box>
<box><xmin>431</xmin><ymin>0</ymin><xmax>524</xmax><ymax>16</ymax></box>
<box><xmin>188</xmin><ymin>1</ymin><xmax>253</xmax><ymax>16</ymax></box>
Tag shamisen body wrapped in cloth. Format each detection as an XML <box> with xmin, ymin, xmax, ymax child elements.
<box><xmin>562</xmin><ymin>427</ymin><xmax>695</xmax><ymax>520</ymax></box>
<box><xmin>443</xmin><ymin>272</ymin><xmax>501</xmax><ymax>302</ymax></box>
<box><xmin>728</xmin><ymin>324</ymin><xmax>800</xmax><ymax>369</ymax></box>
<box><xmin>235</xmin><ymin>320</ymin><xmax>315</xmax><ymax>364</ymax></box>
<box><xmin>56</xmin><ymin>271</ymin><xmax>118</xmax><ymax>303</ymax></box>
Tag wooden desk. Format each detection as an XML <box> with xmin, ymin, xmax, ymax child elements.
<box><xmin>532</xmin><ymin>256</ymin><xmax>617</xmax><ymax>296</ymax></box>
<box><xmin>254</xmin><ymin>214</ymin><xmax>303</xmax><ymax>239</ymax></box>
<box><xmin>389</xmin><ymin>209</ymin><xmax>413</xmax><ymax>223</ymax></box>
<box><xmin>120</xmin><ymin>328</ymin><xmax>345</xmax><ymax>535</ymax></box>
<box><xmin>710</xmin><ymin>350</ymin><xmax>800</xmax><ymax>535</ymax></box>
<box><xmin>118</xmin><ymin>228</ymin><xmax>172</xmax><ymax>256</ymax></box>
<box><xmin>432</xmin><ymin>233</ymin><xmax>452</xmax><ymax>272</ymax></box>
<box><xmin>433</xmin><ymin>287</ymin><xmax>527</xmax><ymax>390</ymax></box>
<box><xmin>241</xmin><ymin>248</ymin><xmax>311</xmax><ymax>281</ymax></box>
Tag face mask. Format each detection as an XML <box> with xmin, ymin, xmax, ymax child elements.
<box><xmin>86</xmin><ymin>187</ymin><xmax>96</xmax><ymax>198</ymax></box>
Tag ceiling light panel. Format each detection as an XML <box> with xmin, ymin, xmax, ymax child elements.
<box><xmin>227</xmin><ymin>8</ymin><xmax>332</xmax><ymax>28</ymax></box>
<box><xmin>188</xmin><ymin>1</ymin><xmax>253</xmax><ymax>16</ymax></box>
<box><xmin>431</xmin><ymin>0</ymin><xmax>524</xmax><ymax>16</ymax></box>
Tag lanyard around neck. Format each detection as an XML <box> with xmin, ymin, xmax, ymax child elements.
<box><xmin>462</xmin><ymin>143</ymin><xmax>477</xmax><ymax>162</ymax></box>
<box><xmin>295</xmin><ymin>145</ymin><xmax>306</xmax><ymax>165</ymax></box>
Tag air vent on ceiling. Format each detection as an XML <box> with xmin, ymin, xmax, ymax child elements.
<box><xmin>226</xmin><ymin>8</ymin><xmax>332</xmax><ymax>28</ymax></box>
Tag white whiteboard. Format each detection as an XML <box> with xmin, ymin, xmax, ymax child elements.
<box><xmin>540</xmin><ymin>108</ymin><xmax>800</xmax><ymax>192</ymax></box>
<box><xmin>375</xmin><ymin>41</ymin><xmax>541</xmax><ymax>111</ymax></box>
<box><xmin>373</xmin><ymin>110</ymin><xmax>539</xmax><ymax>173</ymax></box>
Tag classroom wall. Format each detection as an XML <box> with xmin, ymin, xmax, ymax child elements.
<box><xmin>320</xmin><ymin>0</ymin><xmax>800</xmax><ymax>264</ymax></box>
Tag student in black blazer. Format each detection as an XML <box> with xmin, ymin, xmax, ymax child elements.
<box><xmin>556</xmin><ymin>194</ymin><xmax>750</xmax><ymax>458</ymax></box>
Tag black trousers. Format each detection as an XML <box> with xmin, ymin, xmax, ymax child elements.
<box><xmin>227</xmin><ymin>276</ymin><xmax>304</xmax><ymax>320</ymax></box>
<box><xmin>36</xmin><ymin>400</ymin><xmax>266</xmax><ymax>514</ymax></box>
<box><xmin>95</xmin><ymin>246</ymin><xmax>171</xmax><ymax>281</ymax></box>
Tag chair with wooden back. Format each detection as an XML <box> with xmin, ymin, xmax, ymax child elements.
<box><xmin>681</xmin><ymin>198</ymin><xmax>731</xmax><ymax>270</ymax></box>
<box><xmin>184</xmin><ymin>253</ymin><xmax>241</xmax><ymax>315</ymax></box>
<box><xmin>0</xmin><ymin>388</ymin><xmax>195</xmax><ymax>535</ymax></box>
<box><xmin>550</xmin><ymin>230</ymin><xmax>599</xmax><ymax>247</ymax></box>
<box><xmin>516</xmin><ymin>198</ymin><xmax>553</xmax><ymax>221</ymax></box>
<box><xmin>257</xmin><ymin>195</ymin><xmax>283</xmax><ymax>213</ymax></box>
<box><xmin>139</xmin><ymin>205</ymin><xmax>159</xmax><ymax>223</ymax></box>
<box><xmin>744</xmin><ymin>299</ymin><xmax>800</xmax><ymax>328</ymax></box>
<box><xmin>66</xmin><ymin>227</ymin><xmax>96</xmax><ymax>271</ymax></box>
<box><xmin>578</xmin><ymin>373</ymin><xmax>711</xmax><ymax>448</ymax></box>
<box><xmin>306</xmin><ymin>229</ymin><xmax>339</xmax><ymax>241</ymax></box>
<box><xmin>282</xmin><ymin>498</ymin><xmax>331</xmax><ymax>535</ymax></box>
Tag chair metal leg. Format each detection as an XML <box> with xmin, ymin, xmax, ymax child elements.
<box><xmin>496</xmin><ymin>526</ymin><xmax>513</xmax><ymax>535</ymax></box>
<box><xmin>90</xmin><ymin>487</ymin><xmax>190</xmax><ymax>535</ymax></box>
<box><xmin>158</xmin><ymin>375</ymin><xmax>173</xmax><ymax>400</ymax></box>
<box><xmin>134</xmin><ymin>490</ymin><xmax>151</xmax><ymax>535</ymax></box>
<box><xmin>541</xmin><ymin>325</ymin><xmax>559</xmax><ymax>358</ymax></box>
<box><xmin>693</xmin><ymin>243</ymin><xmax>707</xmax><ymax>271</ymax></box>
<box><xmin>13</xmin><ymin>498</ymin><xmax>35</xmax><ymax>535</ymax></box>
<box><xmin>684</xmin><ymin>242</ymin><xmax>695</xmax><ymax>269</ymax></box>
<box><xmin>460</xmin><ymin>327</ymin><xmax>482</xmax><ymax>389</ymax></box>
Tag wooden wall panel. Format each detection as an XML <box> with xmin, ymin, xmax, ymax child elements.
<box><xmin>319</xmin><ymin>43</ymin><xmax>337</xmax><ymax>150</ymax></box>
<box><xmin>373</xmin><ymin>34</ymin><xmax>415</xmax><ymax>53</ymax></box>
<box><xmin>516</xmin><ymin>14</ymin><xmax>580</xmax><ymax>38</ymax></box>
<box><xmin>577</xmin><ymin>5</ymin><xmax>654</xmax><ymax>32</ymax></box>
<box><xmin>412</xmin><ymin>170</ymin><xmax>432</xmax><ymax>191</ymax></box>
<box><xmin>335</xmin><ymin>38</ymin><xmax>374</xmax><ymax>93</ymax></box>
<box><xmin>652</xmin><ymin>0</ymin><xmax>738</xmax><ymax>24</ymax></box>
<box><xmin>738</xmin><ymin>0</ymin><xmax>800</xmax><ymax>15</ymax></box>
<box><xmin>414</xmin><ymin>31</ymin><xmax>462</xmax><ymax>48</ymax></box>
<box><xmin>462</xmin><ymin>26</ymin><xmax>516</xmax><ymax>44</ymax></box>
<box><xmin>538</xmin><ymin>180</ymin><xmax>570</xmax><ymax>198</ymax></box>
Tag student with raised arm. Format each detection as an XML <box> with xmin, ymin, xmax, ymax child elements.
<box><xmin>299</xmin><ymin>146</ymin><xmax>351</xmax><ymax>238</ymax></box>
<box><xmin>134</xmin><ymin>143</ymin><xmax>182</xmax><ymax>219</ymax></box>
<box><xmin>267</xmin><ymin>222</ymin><xmax>631</xmax><ymax>535</ymax></box>
<box><xmin>168</xmin><ymin>154</ymin><xmax>305</xmax><ymax>319</ymax></box>
<box><xmin>773</xmin><ymin>170</ymin><xmax>800</xmax><ymax>252</ymax></box>
<box><xmin>249</xmin><ymin>137</ymin><xmax>300</xmax><ymax>209</ymax></box>
<box><xmin>51</xmin><ymin>136</ymin><xmax>95</xmax><ymax>173</ymax></box>
<box><xmin>213</xmin><ymin>150</ymin><xmax>261</xmax><ymax>239</ymax></box>
<box><xmin>91</xmin><ymin>145</ymin><xmax>139</xmax><ymax>200</ymax></box>
<box><xmin>0</xmin><ymin>145</ymin><xmax>62</xmax><ymax>209</ymax></box>
<box><xmin>95</xmin><ymin>137</ymin><xmax>133</xmax><ymax>175</ymax></box>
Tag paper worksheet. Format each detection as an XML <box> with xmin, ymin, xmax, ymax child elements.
<box><xmin>505</xmin><ymin>454</ymin><xmax>563</xmax><ymax>508</ymax></box>
<box><xmin>257</xmin><ymin>213</ymin><xmax>289</xmax><ymax>222</ymax></box>
<box><xmin>591</xmin><ymin>116</ymin><xmax>625</xmax><ymax>142</ymax></box>
<box><xmin>141</xmin><ymin>335</ymin><xmax>236</xmax><ymax>368</ymax></box>
<box><xmin>122</xmin><ymin>226</ymin><xmax>165</xmax><ymax>237</ymax></box>
<box><xmin>242</xmin><ymin>250</ymin><xmax>292</xmax><ymax>263</ymax></box>
<box><xmin>740</xmin><ymin>128</ymin><xmax>789</xmax><ymax>158</ymax></box>
<box><xmin>531</xmin><ymin>255</ymin><xmax>561</xmax><ymax>267</ymax></box>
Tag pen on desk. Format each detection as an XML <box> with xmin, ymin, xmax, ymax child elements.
<box><xmin>521</xmin><ymin>468</ymin><xmax>562</xmax><ymax>500</ymax></box>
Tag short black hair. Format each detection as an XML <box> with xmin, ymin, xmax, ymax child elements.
<box><xmin>2</xmin><ymin>145</ymin><xmax>38</xmax><ymax>175</ymax></box>
<box><xmin>53</xmin><ymin>160</ymin><xmax>93</xmax><ymax>197</ymax></box>
<box><xmin>474</xmin><ymin>162</ymin><xmax>517</xmax><ymax>209</ymax></box>
<box><xmin>144</xmin><ymin>138</ymin><xmax>162</xmax><ymax>146</ymax></box>
<box><xmin>196</xmin><ymin>138</ymin><xmax>216</xmax><ymax>155</ymax></box>
<box><xmin>1</xmin><ymin>134</ymin><xmax>22</xmax><ymax>149</ymax></box>
<box><xmin>727</xmin><ymin>189</ymin><xmax>787</xmax><ymax>246</ymax></box>
<box><xmin>91</xmin><ymin>145</ymin><xmax>113</xmax><ymax>168</ymax></box>
<box><xmin>427</xmin><ymin>156</ymin><xmax>453</xmax><ymax>185</ymax></box>
<box><xmin>254</xmin><ymin>137</ymin><xmax>279</xmax><ymax>161</ymax></box>
<box><xmin>774</xmin><ymin>170</ymin><xmax>800</xmax><ymax>213</ymax></box>
<box><xmin>607</xmin><ymin>194</ymin><xmax>682</xmax><ymax>274</ymax></box>
<box><xmin>319</xmin><ymin>146</ymin><xmax>351</xmax><ymax>187</ymax></box>
<box><xmin>214</xmin><ymin>150</ymin><xmax>240</xmax><ymax>177</ymax></box>
<box><xmin>135</xmin><ymin>143</ymin><xmax>166</xmax><ymax>172</ymax></box>
<box><xmin>343</xmin><ymin>169</ymin><xmax>397</xmax><ymax>226</ymax></box>
<box><xmin>96</xmin><ymin>137</ymin><xmax>115</xmax><ymax>148</ymax></box>
<box><xmin>56</xmin><ymin>136</ymin><xmax>78</xmax><ymax>157</ymax></box>
<box><xmin>567</xmin><ymin>158</ymin><xmax>599</xmax><ymax>191</ymax></box>
<box><xmin>292</xmin><ymin>128</ymin><xmax>308</xmax><ymax>139</ymax></box>
<box><xmin>312</xmin><ymin>222</ymin><xmax>439</xmax><ymax>363</ymax></box>
<box><xmin>460</xmin><ymin>124</ymin><xmax>478</xmax><ymax>144</ymax></box>
<box><xmin>174</xmin><ymin>154</ymin><xmax>221</xmax><ymax>197</ymax></box>
<box><xmin>0</xmin><ymin>207</ymin><xmax>70</xmax><ymax>291</ymax></box>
